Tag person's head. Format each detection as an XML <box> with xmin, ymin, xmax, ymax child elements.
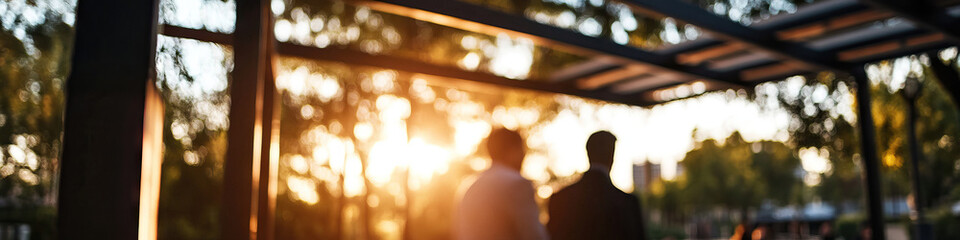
<box><xmin>859</xmin><ymin>221</ymin><xmax>872</xmax><ymax>240</ymax></box>
<box><xmin>820</xmin><ymin>222</ymin><xmax>833</xmax><ymax>235</ymax></box>
<box><xmin>750</xmin><ymin>225</ymin><xmax>767</xmax><ymax>240</ymax></box>
<box><xmin>486</xmin><ymin>128</ymin><xmax>526</xmax><ymax>171</ymax></box>
<box><xmin>586</xmin><ymin>131</ymin><xmax>617</xmax><ymax>169</ymax></box>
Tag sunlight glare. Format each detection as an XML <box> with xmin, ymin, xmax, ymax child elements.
<box><xmin>343</xmin><ymin>153</ymin><xmax>365</xmax><ymax>197</ymax></box>
<box><xmin>799</xmin><ymin>147</ymin><xmax>832</xmax><ymax>186</ymax></box>
<box><xmin>489</xmin><ymin>34</ymin><xmax>534</xmax><ymax>80</ymax></box>
<box><xmin>286</xmin><ymin>176</ymin><xmax>319</xmax><ymax>204</ymax></box>
<box><xmin>453</xmin><ymin>120</ymin><xmax>492</xmax><ymax>156</ymax></box>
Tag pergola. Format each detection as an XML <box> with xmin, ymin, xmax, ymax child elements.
<box><xmin>60</xmin><ymin>0</ymin><xmax>959</xmax><ymax>239</ymax></box>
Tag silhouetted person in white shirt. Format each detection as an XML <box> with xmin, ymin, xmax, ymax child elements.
<box><xmin>547</xmin><ymin>131</ymin><xmax>647</xmax><ymax>240</ymax></box>
<box><xmin>456</xmin><ymin>128</ymin><xmax>549</xmax><ymax>240</ymax></box>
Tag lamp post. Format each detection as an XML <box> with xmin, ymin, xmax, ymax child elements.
<box><xmin>901</xmin><ymin>76</ymin><xmax>930</xmax><ymax>240</ymax></box>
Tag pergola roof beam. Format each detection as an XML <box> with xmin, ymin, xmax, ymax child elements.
<box><xmin>277</xmin><ymin>43</ymin><xmax>656</xmax><ymax>106</ymax></box>
<box><xmin>578</xmin><ymin>65</ymin><xmax>653</xmax><ymax>90</ymax></box>
<box><xmin>751</xmin><ymin>0</ymin><xmax>867</xmax><ymax>31</ymax></box>
<box><xmin>844</xmin><ymin>33</ymin><xmax>954</xmax><ymax>64</ymax></box>
<box><xmin>655</xmin><ymin>37</ymin><xmax>724</xmax><ymax>56</ymax></box>
<box><xmin>740</xmin><ymin>61</ymin><xmax>814</xmax><ymax>82</ymax></box>
<box><xmin>676</xmin><ymin>42</ymin><xmax>747</xmax><ymax>65</ymax></box>
<box><xmin>805</xmin><ymin>21</ymin><xmax>925</xmax><ymax>51</ymax></box>
<box><xmin>708</xmin><ymin>52</ymin><xmax>778</xmax><ymax>71</ymax></box>
<box><xmin>776</xmin><ymin>9</ymin><xmax>895</xmax><ymax>41</ymax></box>
<box><xmin>157</xmin><ymin>24</ymin><xmax>659</xmax><ymax>106</ymax></box>
<box><xmin>632</xmin><ymin>80</ymin><xmax>742</xmax><ymax>107</ymax></box>
<box><xmin>612</xmin><ymin>73</ymin><xmax>687</xmax><ymax>94</ymax></box>
<box><xmin>623</xmin><ymin>0</ymin><xmax>845</xmax><ymax>72</ymax></box>
<box><xmin>859</xmin><ymin>0</ymin><xmax>960</xmax><ymax>41</ymax></box>
<box><xmin>358</xmin><ymin>0</ymin><xmax>745</xmax><ymax>86</ymax></box>
<box><xmin>548</xmin><ymin>56</ymin><xmax>623</xmax><ymax>82</ymax></box>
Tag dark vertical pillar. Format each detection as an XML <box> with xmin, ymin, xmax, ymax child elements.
<box><xmin>904</xmin><ymin>91</ymin><xmax>930</xmax><ymax>240</ymax></box>
<box><xmin>221</xmin><ymin>0</ymin><xmax>274</xmax><ymax>239</ymax></box>
<box><xmin>58</xmin><ymin>0</ymin><xmax>160</xmax><ymax>238</ymax></box>
<box><xmin>851</xmin><ymin>66</ymin><xmax>886</xmax><ymax>240</ymax></box>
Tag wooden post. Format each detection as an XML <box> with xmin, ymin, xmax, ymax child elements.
<box><xmin>58</xmin><ymin>0</ymin><xmax>161</xmax><ymax>238</ymax></box>
<box><xmin>221</xmin><ymin>0</ymin><xmax>276</xmax><ymax>239</ymax></box>
<box><xmin>256</xmin><ymin>53</ymin><xmax>280</xmax><ymax>240</ymax></box>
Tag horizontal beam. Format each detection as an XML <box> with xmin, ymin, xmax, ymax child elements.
<box><xmin>623</xmin><ymin>0</ymin><xmax>846</xmax><ymax>72</ymax></box>
<box><xmin>634</xmin><ymin>80</ymin><xmax>745</xmax><ymax>107</ymax></box>
<box><xmin>357</xmin><ymin>0</ymin><xmax>745</xmax><ymax>87</ymax></box>
<box><xmin>548</xmin><ymin>56</ymin><xmax>622</xmax><ymax>82</ymax></box>
<box><xmin>751</xmin><ymin>0</ymin><xmax>868</xmax><ymax>31</ymax></box>
<box><xmin>578</xmin><ymin>65</ymin><xmax>652</xmax><ymax>90</ymax></box>
<box><xmin>655</xmin><ymin>37</ymin><xmax>725</xmax><ymax>56</ymax></box>
<box><xmin>708</xmin><ymin>52</ymin><xmax>778</xmax><ymax>71</ymax></box>
<box><xmin>677</xmin><ymin>42</ymin><xmax>746</xmax><ymax>65</ymax></box>
<box><xmin>160</xmin><ymin>25</ymin><xmax>233</xmax><ymax>45</ymax></box>
<box><xmin>776</xmin><ymin>9</ymin><xmax>895</xmax><ymax>41</ymax></box>
<box><xmin>277</xmin><ymin>43</ymin><xmax>657</xmax><ymax>106</ymax></box>
<box><xmin>157</xmin><ymin>25</ymin><xmax>664</xmax><ymax>106</ymax></box>
<box><xmin>807</xmin><ymin>23</ymin><xmax>926</xmax><ymax>51</ymax></box>
<box><xmin>846</xmin><ymin>34</ymin><xmax>955</xmax><ymax>64</ymax></box>
<box><xmin>740</xmin><ymin>61</ymin><xmax>814</xmax><ymax>82</ymax></box>
<box><xmin>611</xmin><ymin>73</ymin><xmax>685</xmax><ymax>94</ymax></box>
<box><xmin>859</xmin><ymin>0</ymin><xmax>960</xmax><ymax>41</ymax></box>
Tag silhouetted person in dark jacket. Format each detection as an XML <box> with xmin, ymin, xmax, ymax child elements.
<box><xmin>547</xmin><ymin>131</ymin><xmax>647</xmax><ymax>240</ymax></box>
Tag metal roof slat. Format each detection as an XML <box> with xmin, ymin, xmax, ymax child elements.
<box><xmin>842</xmin><ymin>33</ymin><xmax>954</xmax><ymax>63</ymax></box>
<box><xmin>277</xmin><ymin>43</ymin><xmax>655</xmax><ymax>106</ymax></box>
<box><xmin>548</xmin><ymin>56</ymin><xmax>624</xmax><ymax>82</ymax></box>
<box><xmin>358</xmin><ymin>0</ymin><xmax>746</xmax><ymax>86</ymax></box>
<box><xmin>623</xmin><ymin>0</ymin><xmax>846</xmax><ymax>72</ymax></box>
<box><xmin>676</xmin><ymin>42</ymin><xmax>748</xmax><ymax>65</ymax></box>
<box><xmin>708</xmin><ymin>51</ymin><xmax>778</xmax><ymax>71</ymax></box>
<box><xmin>807</xmin><ymin>21</ymin><xmax>925</xmax><ymax>51</ymax></box>
<box><xmin>578</xmin><ymin>65</ymin><xmax>653</xmax><ymax>90</ymax></box>
<box><xmin>776</xmin><ymin>9</ymin><xmax>896</xmax><ymax>41</ymax></box>
<box><xmin>611</xmin><ymin>73</ymin><xmax>688</xmax><ymax>94</ymax></box>
<box><xmin>859</xmin><ymin>0</ymin><xmax>960</xmax><ymax>41</ymax></box>
<box><xmin>750</xmin><ymin>0</ymin><xmax>867</xmax><ymax>31</ymax></box>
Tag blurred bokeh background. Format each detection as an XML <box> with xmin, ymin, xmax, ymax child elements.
<box><xmin>1</xmin><ymin>0</ymin><xmax>959</xmax><ymax>239</ymax></box>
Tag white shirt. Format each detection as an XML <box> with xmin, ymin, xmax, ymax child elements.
<box><xmin>455</xmin><ymin>164</ymin><xmax>549</xmax><ymax>240</ymax></box>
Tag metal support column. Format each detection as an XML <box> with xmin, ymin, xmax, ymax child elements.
<box><xmin>852</xmin><ymin>66</ymin><xmax>886</xmax><ymax>240</ymax></box>
<box><xmin>903</xmin><ymin>84</ymin><xmax>931</xmax><ymax>240</ymax></box>
<box><xmin>221</xmin><ymin>0</ymin><xmax>276</xmax><ymax>239</ymax></box>
<box><xmin>58</xmin><ymin>0</ymin><xmax>161</xmax><ymax>238</ymax></box>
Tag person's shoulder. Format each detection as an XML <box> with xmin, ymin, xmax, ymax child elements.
<box><xmin>550</xmin><ymin>179</ymin><xmax>588</xmax><ymax>203</ymax></box>
<box><xmin>615</xmin><ymin>189</ymin><xmax>639</xmax><ymax>203</ymax></box>
<box><xmin>504</xmin><ymin>174</ymin><xmax>533</xmax><ymax>189</ymax></box>
<box><xmin>620</xmin><ymin>190</ymin><xmax>638</xmax><ymax>199</ymax></box>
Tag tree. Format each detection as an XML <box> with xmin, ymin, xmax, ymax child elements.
<box><xmin>0</xmin><ymin>1</ymin><xmax>75</xmax><ymax>238</ymax></box>
<box><xmin>675</xmin><ymin>133</ymin><xmax>800</xmax><ymax>224</ymax></box>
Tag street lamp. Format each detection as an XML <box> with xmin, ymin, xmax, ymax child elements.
<box><xmin>900</xmin><ymin>76</ymin><xmax>931</xmax><ymax>240</ymax></box>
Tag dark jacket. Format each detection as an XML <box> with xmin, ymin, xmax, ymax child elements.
<box><xmin>547</xmin><ymin>169</ymin><xmax>647</xmax><ymax>240</ymax></box>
